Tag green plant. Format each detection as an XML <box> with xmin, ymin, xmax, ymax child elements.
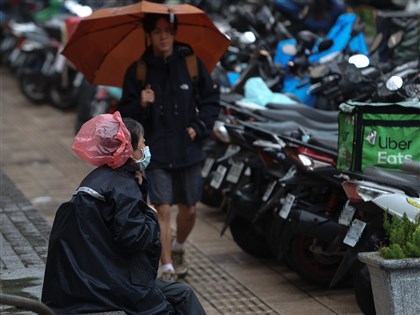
<box><xmin>379</xmin><ymin>212</ymin><xmax>420</xmax><ymax>259</ymax></box>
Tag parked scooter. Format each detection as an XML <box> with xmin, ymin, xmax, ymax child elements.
<box><xmin>200</xmin><ymin>96</ymin><xmax>270</xmax><ymax>208</ymax></box>
<box><xmin>201</xmin><ymin>94</ymin><xmax>338</xmax><ymax>209</ymax></box>
<box><xmin>338</xmin><ymin>162</ymin><xmax>420</xmax><ymax>314</ymax></box>
<box><xmin>11</xmin><ymin>2</ymin><xmax>91</xmax><ymax>109</ymax></box>
<box><xmin>272</xmin><ymin>12</ymin><xmax>368</xmax><ymax>108</ymax></box>
<box><xmin>75</xmin><ymin>84</ymin><xmax>121</xmax><ymax>133</ymax></box>
<box><xmin>218</xmin><ymin>118</ymin><xmax>349</xmax><ymax>286</ymax></box>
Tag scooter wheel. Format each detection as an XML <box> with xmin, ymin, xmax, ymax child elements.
<box><xmin>48</xmin><ymin>84</ymin><xmax>76</xmax><ymax>110</ymax></box>
<box><xmin>200</xmin><ymin>181</ymin><xmax>224</xmax><ymax>208</ymax></box>
<box><xmin>229</xmin><ymin>217</ymin><xmax>273</xmax><ymax>258</ymax></box>
<box><xmin>287</xmin><ymin>234</ymin><xmax>342</xmax><ymax>287</ymax></box>
<box><xmin>353</xmin><ymin>263</ymin><xmax>376</xmax><ymax>315</ymax></box>
<box><xmin>18</xmin><ymin>74</ymin><xmax>47</xmax><ymax>104</ymax></box>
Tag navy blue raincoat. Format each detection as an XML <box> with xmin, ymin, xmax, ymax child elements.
<box><xmin>41</xmin><ymin>164</ymin><xmax>168</xmax><ymax>314</ymax></box>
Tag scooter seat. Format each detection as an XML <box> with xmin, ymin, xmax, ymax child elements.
<box><xmin>266</xmin><ymin>102</ymin><xmax>339</xmax><ymax>123</ymax></box>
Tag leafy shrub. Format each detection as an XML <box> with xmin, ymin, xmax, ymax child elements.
<box><xmin>379</xmin><ymin>212</ymin><xmax>420</xmax><ymax>259</ymax></box>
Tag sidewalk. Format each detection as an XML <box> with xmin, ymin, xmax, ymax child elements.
<box><xmin>0</xmin><ymin>66</ymin><xmax>362</xmax><ymax>314</ymax></box>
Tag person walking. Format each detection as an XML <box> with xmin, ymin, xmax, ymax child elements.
<box><xmin>118</xmin><ymin>12</ymin><xmax>220</xmax><ymax>281</ymax></box>
<box><xmin>41</xmin><ymin>112</ymin><xmax>206</xmax><ymax>315</ymax></box>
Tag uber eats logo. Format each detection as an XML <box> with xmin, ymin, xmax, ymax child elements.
<box><xmin>365</xmin><ymin>129</ymin><xmax>413</xmax><ymax>165</ymax></box>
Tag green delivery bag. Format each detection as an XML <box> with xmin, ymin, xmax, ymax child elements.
<box><xmin>337</xmin><ymin>101</ymin><xmax>420</xmax><ymax>172</ymax></box>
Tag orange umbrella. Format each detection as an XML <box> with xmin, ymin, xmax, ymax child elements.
<box><xmin>61</xmin><ymin>1</ymin><xmax>231</xmax><ymax>87</ymax></box>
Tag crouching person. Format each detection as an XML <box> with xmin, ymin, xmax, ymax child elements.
<box><xmin>41</xmin><ymin>111</ymin><xmax>206</xmax><ymax>315</ymax></box>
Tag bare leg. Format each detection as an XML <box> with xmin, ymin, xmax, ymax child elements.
<box><xmin>176</xmin><ymin>204</ymin><xmax>196</xmax><ymax>243</ymax></box>
<box><xmin>156</xmin><ymin>203</ymin><xmax>172</xmax><ymax>265</ymax></box>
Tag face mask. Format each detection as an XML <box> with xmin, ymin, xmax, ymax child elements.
<box><xmin>134</xmin><ymin>146</ymin><xmax>151</xmax><ymax>170</ymax></box>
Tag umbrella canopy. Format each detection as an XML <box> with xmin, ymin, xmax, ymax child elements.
<box><xmin>61</xmin><ymin>1</ymin><xmax>231</xmax><ymax>87</ymax></box>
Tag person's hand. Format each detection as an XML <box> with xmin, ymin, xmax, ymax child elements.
<box><xmin>187</xmin><ymin>127</ymin><xmax>196</xmax><ymax>141</ymax></box>
<box><xmin>140</xmin><ymin>84</ymin><xmax>154</xmax><ymax>107</ymax></box>
<box><xmin>135</xmin><ymin>171</ymin><xmax>143</xmax><ymax>184</ymax></box>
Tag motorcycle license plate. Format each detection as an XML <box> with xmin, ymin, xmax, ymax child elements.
<box><xmin>15</xmin><ymin>52</ymin><xmax>27</xmax><ymax>67</ymax></box>
<box><xmin>54</xmin><ymin>53</ymin><xmax>66</xmax><ymax>72</ymax></box>
<box><xmin>279</xmin><ymin>193</ymin><xmax>295</xmax><ymax>219</ymax></box>
<box><xmin>210</xmin><ymin>165</ymin><xmax>227</xmax><ymax>189</ymax></box>
<box><xmin>201</xmin><ymin>157</ymin><xmax>215</xmax><ymax>178</ymax></box>
<box><xmin>339</xmin><ymin>202</ymin><xmax>356</xmax><ymax>226</ymax></box>
<box><xmin>226</xmin><ymin>161</ymin><xmax>244</xmax><ymax>184</ymax></box>
<box><xmin>262</xmin><ymin>180</ymin><xmax>277</xmax><ymax>202</ymax></box>
<box><xmin>8</xmin><ymin>48</ymin><xmax>20</xmax><ymax>64</ymax></box>
<box><xmin>1</xmin><ymin>37</ymin><xmax>15</xmax><ymax>52</ymax></box>
<box><xmin>343</xmin><ymin>219</ymin><xmax>366</xmax><ymax>247</ymax></box>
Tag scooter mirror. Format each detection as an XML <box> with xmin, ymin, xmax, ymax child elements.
<box><xmin>282</xmin><ymin>43</ymin><xmax>298</xmax><ymax>56</ymax></box>
<box><xmin>387</xmin><ymin>31</ymin><xmax>404</xmax><ymax>49</ymax></box>
<box><xmin>370</xmin><ymin>32</ymin><xmax>383</xmax><ymax>53</ymax></box>
<box><xmin>386</xmin><ymin>75</ymin><xmax>403</xmax><ymax>91</ymax></box>
<box><xmin>348</xmin><ymin>54</ymin><xmax>370</xmax><ymax>68</ymax></box>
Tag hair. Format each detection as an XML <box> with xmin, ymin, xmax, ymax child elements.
<box><xmin>122</xmin><ymin>118</ymin><xmax>144</xmax><ymax>150</ymax></box>
<box><xmin>142</xmin><ymin>13</ymin><xmax>178</xmax><ymax>34</ymax></box>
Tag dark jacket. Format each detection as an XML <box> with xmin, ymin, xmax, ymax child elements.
<box><xmin>118</xmin><ymin>43</ymin><xmax>220</xmax><ymax>169</ymax></box>
<box><xmin>41</xmin><ymin>164</ymin><xmax>168</xmax><ymax>315</ymax></box>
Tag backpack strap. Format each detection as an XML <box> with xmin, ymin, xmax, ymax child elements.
<box><xmin>185</xmin><ymin>54</ymin><xmax>198</xmax><ymax>81</ymax></box>
<box><xmin>136</xmin><ymin>59</ymin><xmax>147</xmax><ymax>87</ymax></box>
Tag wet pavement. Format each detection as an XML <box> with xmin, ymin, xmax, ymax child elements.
<box><xmin>0</xmin><ymin>66</ymin><xmax>362</xmax><ymax>314</ymax></box>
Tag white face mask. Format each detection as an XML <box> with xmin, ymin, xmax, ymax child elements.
<box><xmin>134</xmin><ymin>146</ymin><xmax>151</xmax><ymax>170</ymax></box>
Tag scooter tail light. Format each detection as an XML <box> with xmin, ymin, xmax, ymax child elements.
<box><xmin>286</xmin><ymin>147</ymin><xmax>335</xmax><ymax>171</ymax></box>
<box><xmin>342</xmin><ymin>181</ymin><xmax>391</xmax><ymax>203</ymax></box>
<box><xmin>342</xmin><ymin>182</ymin><xmax>364</xmax><ymax>203</ymax></box>
<box><xmin>20</xmin><ymin>39</ymin><xmax>43</xmax><ymax>51</ymax></box>
<box><xmin>296</xmin><ymin>153</ymin><xmax>332</xmax><ymax>170</ymax></box>
<box><xmin>16</xmin><ymin>36</ymin><xmax>26</xmax><ymax>48</ymax></box>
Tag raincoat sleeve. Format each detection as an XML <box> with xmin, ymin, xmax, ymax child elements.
<box><xmin>109</xmin><ymin>185</ymin><xmax>160</xmax><ymax>253</ymax></box>
<box><xmin>190</xmin><ymin>58</ymin><xmax>220</xmax><ymax>140</ymax></box>
<box><xmin>118</xmin><ymin>62</ymin><xmax>150</xmax><ymax>121</ymax></box>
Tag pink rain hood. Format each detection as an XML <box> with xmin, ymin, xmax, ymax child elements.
<box><xmin>72</xmin><ymin>111</ymin><xmax>133</xmax><ymax>169</ymax></box>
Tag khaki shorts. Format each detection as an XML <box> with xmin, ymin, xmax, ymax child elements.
<box><xmin>146</xmin><ymin>164</ymin><xmax>203</xmax><ymax>207</ymax></box>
